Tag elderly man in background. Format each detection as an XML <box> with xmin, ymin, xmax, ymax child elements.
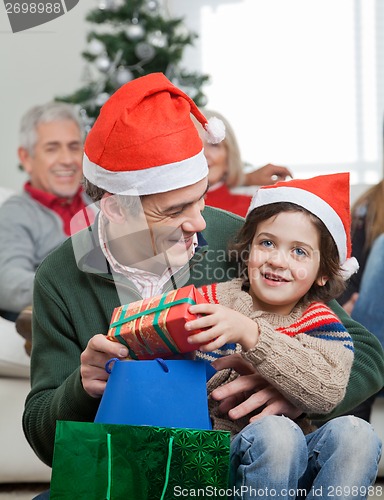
<box><xmin>0</xmin><ymin>102</ymin><xmax>94</xmax><ymax>321</ymax></box>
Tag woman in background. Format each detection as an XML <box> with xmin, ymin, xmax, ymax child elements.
<box><xmin>337</xmin><ymin>180</ymin><xmax>384</xmax><ymax>421</ymax></box>
<box><xmin>196</xmin><ymin>109</ymin><xmax>292</xmax><ymax>217</ymax></box>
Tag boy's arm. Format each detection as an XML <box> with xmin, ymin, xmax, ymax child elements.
<box><xmin>310</xmin><ymin>299</ymin><xmax>384</xmax><ymax>421</ymax></box>
<box><xmin>241</xmin><ymin>303</ymin><xmax>354</xmax><ymax>414</ymax></box>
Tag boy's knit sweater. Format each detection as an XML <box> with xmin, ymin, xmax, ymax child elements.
<box><xmin>197</xmin><ymin>279</ymin><xmax>354</xmax><ymax>435</ymax></box>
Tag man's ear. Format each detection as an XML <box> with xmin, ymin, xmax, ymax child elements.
<box><xmin>316</xmin><ymin>275</ymin><xmax>329</xmax><ymax>287</ymax></box>
<box><xmin>18</xmin><ymin>147</ymin><xmax>32</xmax><ymax>173</ymax></box>
<box><xmin>100</xmin><ymin>193</ymin><xmax>128</xmax><ymax>224</ymax></box>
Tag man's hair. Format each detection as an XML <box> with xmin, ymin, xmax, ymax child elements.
<box><xmin>229</xmin><ymin>202</ymin><xmax>346</xmax><ymax>304</ymax></box>
<box><xmin>19</xmin><ymin>102</ymin><xmax>84</xmax><ymax>155</ymax></box>
<box><xmin>83</xmin><ymin>177</ymin><xmax>146</xmax><ymax>217</ymax></box>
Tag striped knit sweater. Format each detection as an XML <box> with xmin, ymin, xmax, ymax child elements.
<box><xmin>197</xmin><ymin>278</ymin><xmax>354</xmax><ymax>436</ymax></box>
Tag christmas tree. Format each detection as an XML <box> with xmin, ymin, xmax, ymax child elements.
<box><xmin>58</xmin><ymin>0</ymin><xmax>209</xmax><ymax>130</ymax></box>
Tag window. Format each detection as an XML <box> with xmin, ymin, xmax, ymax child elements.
<box><xmin>171</xmin><ymin>0</ymin><xmax>384</xmax><ymax>184</ymax></box>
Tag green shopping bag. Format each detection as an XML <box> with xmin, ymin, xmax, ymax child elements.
<box><xmin>50</xmin><ymin>421</ymin><xmax>231</xmax><ymax>500</ymax></box>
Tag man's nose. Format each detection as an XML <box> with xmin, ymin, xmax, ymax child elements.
<box><xmin>59</xmin><ymin>147</ymin><xmax>76</xmax><ymax>164</ymax></box>
<box><xmin>181</xmin><ymin>204</ymin><xmax>206</xmax><ymax>233</ymax></box>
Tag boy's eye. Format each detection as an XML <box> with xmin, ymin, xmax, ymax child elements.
<box><xmin>294</xmin><ymin>247</ymin><xmax>307</xmax><ymax>257</ymax></box>
<box><xmin>260</xmin><ymin>240</ymin><xmax>273</xmax><ymax>248</ymax></box>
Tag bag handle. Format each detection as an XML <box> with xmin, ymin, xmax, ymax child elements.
<box><xmin>106</xmin><ymin>433</ymin><xmax>112</xmax><ymax>500</ymax></box>
<box><xmin>105</xmin><ymin>433</ymin><xmax>175</xmax><ymax>499</ymax></box>
<box><xmin>104</xmin><ymin>357</ymin><xmax>169</xmax><ymax>374</ymax></box>
<box><xmin>160</xmin><ymin>435</ymin><xmax>174</xmax><ymax>500</ymax></box>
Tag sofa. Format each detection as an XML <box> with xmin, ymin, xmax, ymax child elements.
<box><xmin>0</xmin><ymin>317</ymin><xmax>51</xmax><ymax>483</ymax></box>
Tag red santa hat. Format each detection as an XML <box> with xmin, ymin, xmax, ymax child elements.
<box><xmin>83</xmin><ymin>73</ymin><xmax>225</xmax><ymax>195</ymax></box>
<box><xmin>247</xmin><ymin>173</ymin><xmax>359</xmax><ymax>279</ymax></box>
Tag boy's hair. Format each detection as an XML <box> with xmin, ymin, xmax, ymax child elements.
<box><xmin>229</xmin><ymin>202</ymin><xmax>346</xmax><ymax>304</ymax></box>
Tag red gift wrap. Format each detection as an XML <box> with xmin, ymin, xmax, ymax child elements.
<box><xmin>107</xmin><ymin>285</ymin><xmax>208</xmax><ymax>360</ymax></box>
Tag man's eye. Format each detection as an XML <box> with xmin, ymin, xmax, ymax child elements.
<box><xmin>169</xmin><ymin>210</ymin><xmax>183</xmax><ymax>217</ymax></box>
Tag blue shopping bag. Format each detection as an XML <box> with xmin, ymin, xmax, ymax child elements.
<box><xmin>95</xmin><ymin>358</ymin><xmax>212</xmax><ymax>430</ymax></box>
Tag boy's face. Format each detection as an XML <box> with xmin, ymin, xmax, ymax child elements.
<box><xmin>247</xmin><ymin>211</ymin><xmax>327</xmax><ymax>315</ymax></box>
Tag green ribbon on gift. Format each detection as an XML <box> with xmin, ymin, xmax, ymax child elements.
<box><xmin>111</xmin><ymin>297</ymin><xmax>196</xmax><ymax>359</ymax></box>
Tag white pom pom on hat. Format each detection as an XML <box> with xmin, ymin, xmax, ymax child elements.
<box><xmin>247</xmin><ymin>173</ymin><xmax>359</xmax><ymax>280</ymax></box>
<box><xmin>205</xmin><ymin>116</ymin><xmax>226</xmax><ymax>144</ymax></box>
<box><xmin>82</xmin><ymin>72</ymin><xmax>225</xmax><ymax>196</ymax></box>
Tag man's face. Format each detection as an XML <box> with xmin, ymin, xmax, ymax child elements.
<box><xmin>105</xmin><ymin>178</ymin><xmax>208</xmax><ymax>273</ymax></box>
<box><xmin>19</xmin><ymin>120</ymin><xmax>83</xmax><ymax>198</ymax></box>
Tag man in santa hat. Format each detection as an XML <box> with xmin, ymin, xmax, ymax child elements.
<box><xmin>24</xmin><ymin>74</ymin><xmax>383</xmax><ymax>494</ymax></box>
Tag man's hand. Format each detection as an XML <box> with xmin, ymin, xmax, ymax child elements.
<box><xmin>244</xmin><ymin>164</ymin><xmax>293</xmax><ymax>186</ymax></box>
<box><xmin>210</xmin><ymin>354</ymin><xmax>302</xmax><ymax>422</ymax></box>
<box><xmin>341</xmin><ymin>292</ymin><xmax>359</xmax><ymax>316</ymax></box>
<box><xmin>80</xmin><ymin>334</ymin><xmax>128</xmax><ymax>398</ymax></box>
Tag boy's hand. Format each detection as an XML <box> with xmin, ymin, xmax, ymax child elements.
<box><xmin>186</xmin><ymin>303</ymin><xmax>259</xmax><ymax>351</ymax></box>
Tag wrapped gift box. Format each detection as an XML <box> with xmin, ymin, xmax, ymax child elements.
<box><xmin>107</xmin><ymin>285</ymin><xmax>208</xmax><ymax>360</ymax></box>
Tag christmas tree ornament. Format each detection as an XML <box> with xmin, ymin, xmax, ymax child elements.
<box><xmin>134</xmin><ymin>42</ymin><xmax>155</xmax><ymax>60</ymax></box>
<box><xmin>147</xmin><ymin>30</ymin><xmax>167</xmax><ymax>48</ymax></box>
<box><xmin>98</xmin><ymin>0</ymin><xmax>108</xmax><ymax>10</ymax></box>
<box><xmin>57</xmin><ymin>0</ymin><xmax>209</xmax><ymax>118</ymax></box>
<box><xmin>146</xmin><ymin>0</ymin><xmax>159</xmax><ymax>12</ymax></box>
<box><xmin>95</xmin><ymin>92</ymin><xmax>110</xmax><ymax>107</ymax></box>
<box><xmin>115</xmin><ymin>66</ymin><xmax>134</xmax><ymax>86</ymax></box>
<box><xmin>95</xmin><ymin>54</ymin><xmax>111</xmax><ymax>72</ymax></box>
<box><xmin>125</xmin><ymin>20</ymin><xmax>145</xmax><ymax>41</ymax></box>
<box><xmin>174</xmin><ymin>23</ymin><xmax>190</xmax><ymax>39</ymax></box>
<box><xmin>87</xmin><ymin>38</ymin><xmax>104</xmax><ymax>56</ymax></box>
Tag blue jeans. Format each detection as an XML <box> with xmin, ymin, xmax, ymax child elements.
<box><xmin>230</xmin><ymin>415</ymin><xmax>381</xmax><ymax>500</ymax></box>
<box><xmin>352</xmin><ymin>233</ymin><xmax>384</xmax><ymax>350</ymax></box>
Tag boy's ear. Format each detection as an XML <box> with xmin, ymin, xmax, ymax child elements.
<box><xmin>100</xmin><ymin>194</ymin><xmax>127</xmax><ymax>224</ymax></box>
<box><xmin>316</xmin><ymin>275</ymin><xmax>329</xmax><ymax>287</ymax></box>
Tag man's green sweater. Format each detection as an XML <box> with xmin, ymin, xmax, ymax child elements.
<box><xmin>22</xmin><ymin>207</ymin><xmax>384</xmax><ymax>466</ymax></box>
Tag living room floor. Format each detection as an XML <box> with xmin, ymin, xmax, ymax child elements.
<box><xmin>0</xmin><ymin>481</ymin><xmax>383</xmax><ymax>499</ymax></box>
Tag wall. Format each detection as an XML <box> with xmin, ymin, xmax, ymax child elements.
<box><xmin>0</xmin><ymin>1</ymin><xmax>90</xmax><ymax>191</ymax></box>
<box><xmin>1</xmin><ymin>1</ymin><xmax>383</xmax><ymax>191</ymax></box>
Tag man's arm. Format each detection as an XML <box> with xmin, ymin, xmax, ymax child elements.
<box><xmin>0</xmin><ymin>198</ymin><xmax>36</xmax><ymax>312</ymax></box>
<box><xmin>311</xmin><ymin>299</ymin><xmax>384</xmax><ymax>421</ymax></box>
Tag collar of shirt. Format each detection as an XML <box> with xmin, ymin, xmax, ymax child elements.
<box><xmin>24</xmin><ymin>182</ymin><xmax>90</xmax><ymax>235</ymax></box>
<box><xmin>98</xmin><ymin>214</ymin><xmax>198</xmax><ymax>299</ymax></box>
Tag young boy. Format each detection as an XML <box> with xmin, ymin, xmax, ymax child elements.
<box><xmin>185</xmin><ymin>174</ymin><xmax>376</xmax><ymax>499</ymax></box>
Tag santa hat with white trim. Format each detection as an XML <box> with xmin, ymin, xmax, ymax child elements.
<box><xmin>247</xmin><ymin>173</ymin><xmax>359</xmax><ymax>280</ymax></box>
<box><xmin>83</xmin><ymin>73</ymin><xmax>225</xmax><ymax>196</ymax></box>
